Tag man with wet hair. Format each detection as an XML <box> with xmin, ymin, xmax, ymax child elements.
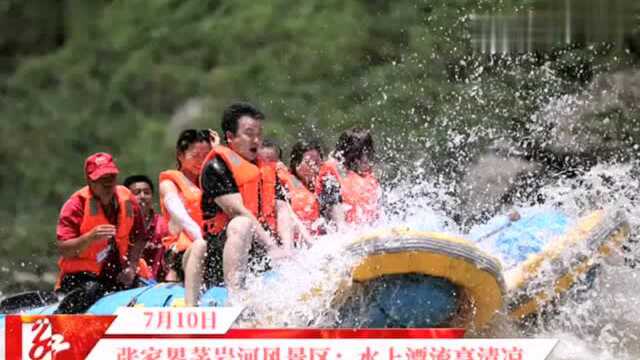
<box><xmin>200</xmin><ymin>102</ymin><xmax>302</xmax><ymax>294</ymax></box>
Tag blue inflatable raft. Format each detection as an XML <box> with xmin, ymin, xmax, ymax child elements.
<box><xmin>472</xmin><ymin>208</ymin><xmax>630</xmax><ymax>322</ymax></box>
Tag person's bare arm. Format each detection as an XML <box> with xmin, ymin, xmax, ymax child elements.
<box><xmin>118</xmin><ymin>200</ymin><xmax>148</xmax><ymax>286</ymax></box>
<box><xmin>124</xmin><ymin>231</ymin><xmax>146</xmax><ymax>270</ymax></box>
<box><xmin>57</xmin><ymin>225</ymin><xmax>115</xmax><ymax>258</ymax></box>
<box><xmin>276</xmin><ymin>200</ymin><xmax>295</xmax><ymax>250</ymax></box>
<box><xmin>207</xmin><ymin>129</ymin><xmax>220</xmax><ymax>147</ymax></box>
<box><xmin>329</xmin><ymin>204</ymin><xmax>347</xmax><ymax>231</ymax></box>
<box><xmin>278</xmin><ymin>200</ymin><xmax>314</xmax><ymax>248</ymax></box>
<box><xmin>159</xmin><ymin>180</ymin><xmax>204</xmax><ymax>242</ymax></box>
<box><xmin>118</xmin><ymin>231</ymin><xmax>147</xmax><ymax>286</ymax></box>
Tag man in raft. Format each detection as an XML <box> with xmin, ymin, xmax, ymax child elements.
<box><xmin>124</xmin><ymin>174</ymin><xmax>169</xmax><ymax>281</ymax></box>
<box><xmin>54</xmin><ymin>153</ymin><xmax>148</xmax><ymax>313</ymax></box>
<box><xmin>316</xmin><ymin>127</ymin><xmax>382</xmax><ymax>229</ymax></box>
<box><xmin>200</xmin><ymin>102</ymin><xmax>306</xmax><ymax>294</ymax></box>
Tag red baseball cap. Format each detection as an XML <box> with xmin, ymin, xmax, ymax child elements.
<box><xmin>84</xmin><ymin>152</ymin><xmax>119</xmax><ymax>181</ymax></box>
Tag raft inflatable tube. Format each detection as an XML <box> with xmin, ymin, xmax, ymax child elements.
<box><xmin>335</xmin><ymin>228</ymin><xmax>505</xmax><ymax>329</ymax></box>
<box><xmin>505</xmin><ymin>209</ymin><xmax>630</xmax><ymax>322</ymax></box>
<box><xmin>0</xmin><ymin>283</ymin><xmax>229</xmax><ymax>316</ymax></box>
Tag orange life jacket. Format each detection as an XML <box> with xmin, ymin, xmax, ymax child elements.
<box><xmin>57</xmin><ymin>185</ymin><xmax>135</xmax><ymax>281</ymax></box>
<box><xmin>200</xmin><ymin>146</ymin><xmax>278</xmax><ymax>236</ymax></box>
<box><xmin>158</xmin><ymin>170</ymin><xmax>203</xmax><ymax>252</ymax></box>
<box><xmin>277</xmin><ymin>163</ymin><xmax>320</xmax><ymax>231</ymax></box>
<box><xmin>316</xmin><ymin>159</ymin><xmax>381</xmax><ymax>224</ymax></box>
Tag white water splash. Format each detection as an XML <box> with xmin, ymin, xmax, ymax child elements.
<box><xmin>228</xmin><ymin>159</ymin><xmax>640</xmax><ymax>359</ymax></box>
<box><xmin>518</xmin><ymin>163</ymin><xmax>640</xmax><ymax>360</ymax></box>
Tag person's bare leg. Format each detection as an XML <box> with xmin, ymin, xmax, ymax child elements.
<box><xmin>330</xmin><ymin>204</ymin><xmax>347</xmax><ymax>232</ymax></box>
<box><xmin>183</xmin><ymin>238</ymin><xmax>208</xmax><ymax>306</ymax></box>
<box><xmin>223</xmin><ymin>216</ymin><xmax>254</xmax><ymax>293</ymax></box>
<box><xmin>165</xmin><ymin>269</ymin><xmax>179</xmax><ymax>282</ymax></box>
<box><xmin>277</xmin><ymin>200</ymin><xmax>313</xmax><ymax>248</ymax></box>
<box><xmin>276</xmin><ymin>200</ymin><xmax>295</xmax><ymax>250</ymax></box>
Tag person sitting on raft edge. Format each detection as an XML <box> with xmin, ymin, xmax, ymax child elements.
<box><xmin>159</xmin><ymin>129</ymin><xmax>218</xmax><ymax>306</ymax></box>
<box><xmin>200</xmin><ymin>102</ymin><xmax>309</xmax><ymax>297</ymax></box>
<box><xmin>316</xmin><ymin>127</ymin><xmax>382</xmax><ymax>230</ymax></box>
<box><xmin>54</xmin><ymin>153</ymin><xmax>148</xmax><ymax>314</ymax></box>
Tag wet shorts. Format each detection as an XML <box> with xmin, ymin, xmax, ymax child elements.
<box><xmin>205</xmin><ymin>228</ymin><xmax>271</xmax><ymax>287</ymax></box>
<box><xmin>164</xmin><ymin>228</ymin><xmax>271</xmax><ymax>287</ymax></box>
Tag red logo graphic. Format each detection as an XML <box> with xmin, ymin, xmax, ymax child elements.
<box><xmin>28</xmin><ymin>318</ymin><xmax>71</xmax><ymax>360</ymax></box>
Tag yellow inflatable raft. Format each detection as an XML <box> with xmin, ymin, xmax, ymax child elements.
<box><xmin>336</xmin><ymin>227</ymin><xmax>505</xmax><ymax>329</ymax></box>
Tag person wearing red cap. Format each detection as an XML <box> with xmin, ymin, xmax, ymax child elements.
<box><xmin>54</xmin><ymin>152</ymin><xmax>148</xmax><ymax>313</ymax></box>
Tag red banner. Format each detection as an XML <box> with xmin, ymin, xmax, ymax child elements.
<box><xmin>4</xmin><ymin>314</ymin><xmax>463</xmax><ymax>360</ymax></box>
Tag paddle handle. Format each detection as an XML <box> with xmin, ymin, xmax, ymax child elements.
<box><xmin>476</xmin><ymin>210</ymin><xmax>520</xmax><ymax>241</ymax></box>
